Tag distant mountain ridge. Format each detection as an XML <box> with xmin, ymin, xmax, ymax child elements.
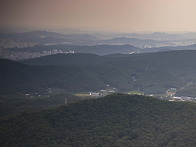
<box><xmin>0</xmin><ymin>31</ymin><xmax>98</xmax><ymax>46</ymax></box>
<box><xmin>119</xmin><ymin>32</ymin><xmax>196</xmax><ymax>40</ymax></box>
<box><xmin>98</xmin><ymin>37</ymin><xmax>196</xmax><ymax>48</ymax></box>
<box><xmin>0</xmin><ymin>31</ymin><xmax>97</xmax><ymax>40</ymax></box>
<box><xmin>1</xmin><ymin>31</ymin><xmax>196</xmax><ymax>49</ymax></box>
<box><xmin>98</xmin><ymin>37</ymin><xmax>159</xmax><ymax>48</ymax></box>
<box><xmin>141</xmin><ymin>43</ymin><xmax>196</xmax><ymax>53</ymax></box>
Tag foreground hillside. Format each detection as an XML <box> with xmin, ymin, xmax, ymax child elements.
<box><xmin>0</xmin><ymin>93</ymin><xmax>82</xmax><ymax>117</ymax></box>
<box><xmin>1</xmin><ymin>94</ymin><xmax>196</xmax><ymax>147</ymax></box>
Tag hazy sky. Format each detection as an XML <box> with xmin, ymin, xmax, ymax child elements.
<box><xmin>0</xmin><ymin>0</ymin><xmax>196</xmax><ymax>32</ymax></box>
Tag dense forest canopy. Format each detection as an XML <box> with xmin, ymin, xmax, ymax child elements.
<box><xmin>1</xmin><ymin>94</ymin><xmax>196</xmax><ymax>146</ymax></box>
<box><xmin>2</xmin><ymin>50</ymin><xmax>196</xmax><ymax>96</ymax></box>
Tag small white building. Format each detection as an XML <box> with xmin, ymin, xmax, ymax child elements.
<box><xmin>109</xmin><ymin>90</ymin><xmax>115</xmax><ymax>93</ymax></box>
<box><xmin>172</xmin><ymin>96</ymin><xmax>182</xmax><ymax>100</ymax></box>
<box><xmin>89</xmin><ymin>92</ymin><xmax>100</xmax><ymax>98</ymax></box>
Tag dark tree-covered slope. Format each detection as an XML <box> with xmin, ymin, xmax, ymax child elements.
<box><xmin>2</xmin><ymin>50</ymin><xmax>196</xmax><ymax>95</ymax></box>
<box><xmin>22</xmin><ymin>53</ymin><xmax>109</xmax><ymax>66</ymax></box>
<box><xmin>0</xmin><ymin>59</ymin><xmax>106</xmax><ymax>94</ymax></box>
<box><xmin>0</xmin><ymin>93</ymin><xmax>82</xmax><ymax>117</ymax></box>
<box><xmin>1</xmin><ymin>94</ymin><xmax>196</xmax><ymax>146</ymax></box>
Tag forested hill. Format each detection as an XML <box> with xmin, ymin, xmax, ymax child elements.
<box><xmin>1</xmin><ymin>94</ymin><xmax>196</xmax><ymax>146</ymax></box>
<box><xmin>2</xmin><ymin>50</ymin><xmax>196</xmax><ymax>95</ymax></box>
<box><xmin>21</xmin><ymin>49</ymin><xmax>196</xmax><ymax>96</ymax></box>
<box><xmin>22</xmin><ymin>53</ymin><xmax>109</xmax><ymax>66</ymax></box>
<box><xmin>23</xmin><ymin>49</ymin><xmax>196</xmax><ymax>68</ymax></box>
<box><xmin>0</xmin><ymin>58</ymin><xmax>106</xmax><ymax>94</ymax></box>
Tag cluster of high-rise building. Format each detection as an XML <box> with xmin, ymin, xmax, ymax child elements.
<box><xmin>0</xmin><ymin>39</ymin><xmax>37</xmax><ymax>49</ymax></box>
<box><xmin>1</xmin><ymin>49</ymin><xmax>75</xmax><ymax>60</ymax></box>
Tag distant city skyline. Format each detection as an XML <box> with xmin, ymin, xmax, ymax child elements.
<box><xmin>0</xmin><ymin>0</ymin><xmax>196</xmax><ymax>33</ymax></box>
